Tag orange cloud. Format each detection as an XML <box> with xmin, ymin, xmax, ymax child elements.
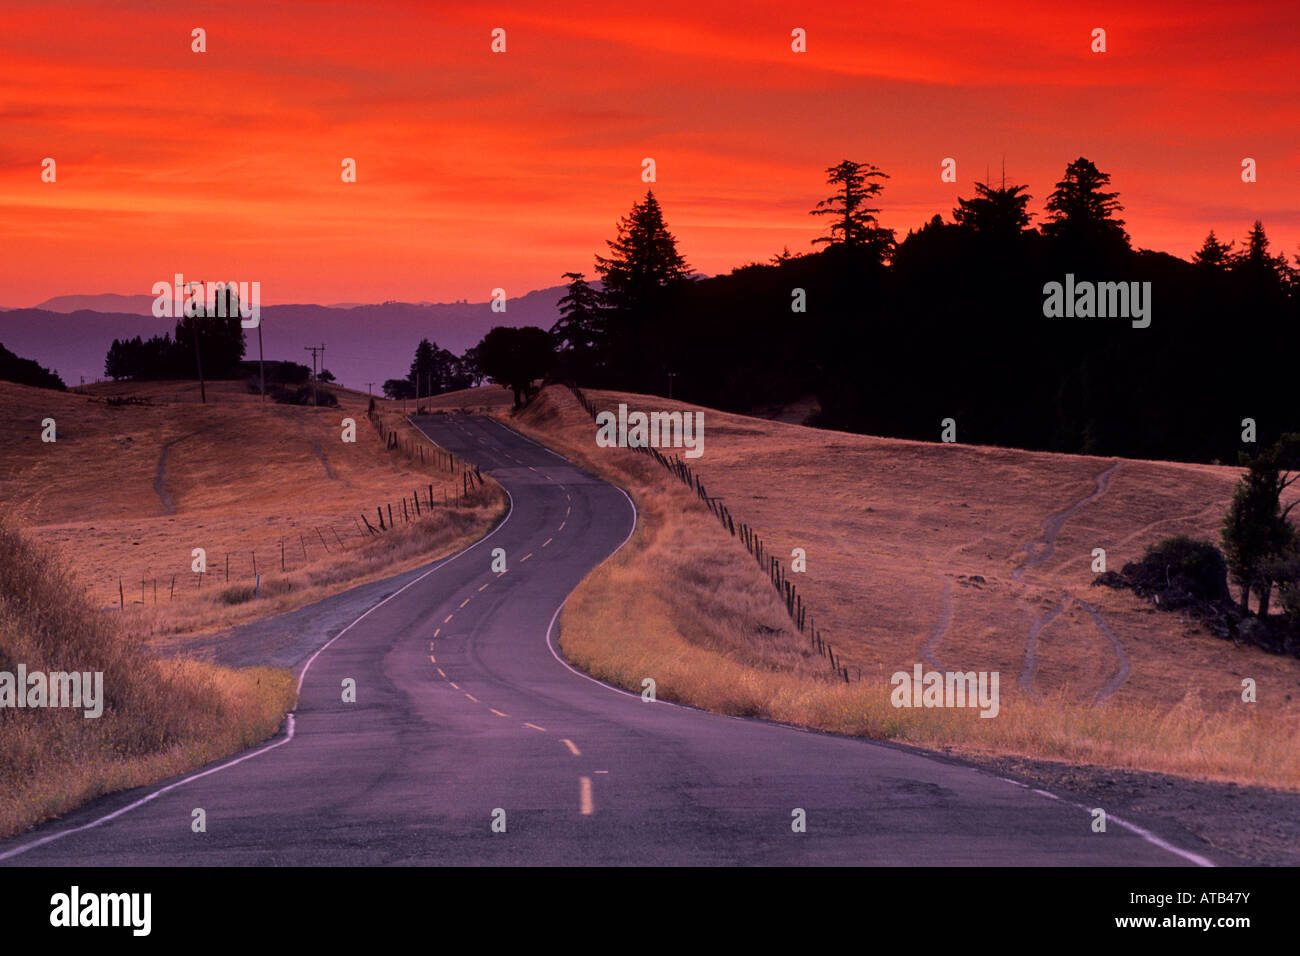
<box><xmin>0</xmin><ymin>0</ymin><xmax>1295</xmax><ymax>305</ymax></box>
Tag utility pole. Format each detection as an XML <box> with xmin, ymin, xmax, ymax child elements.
<box><xmin>365</xmin><ymin>382</ymin><xmax>375</xmax><ymax>396</ymax></box>
<box><xmin>304</xmin><ymin>344</ymin><xmax>324</xmax><ymax>407</ymax></box>
<box><xmin>666</xmin><ymin>371</ymin><xmax>676</xmax><ymax>400</ymax></box>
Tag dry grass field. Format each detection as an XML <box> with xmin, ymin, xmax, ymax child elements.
<box><xmin>0</xmin><ymin>380</ymin><xmax>506</xmax><ymax>645</ymax></box>
<box><xmin>0</xmin><ymin>518</ymin><xmax>295</xmax><ymax>839</ymax></box>
<box><xmin>504</xmin><ymin>384</ymin><xmax>1300</xmax><ymax>789</ymax></box>
<box><xmin>0</xmin><ymin>378</ymin><xmax>506</xmax><ymax>836</ymax></box>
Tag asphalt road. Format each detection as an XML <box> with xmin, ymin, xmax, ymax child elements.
<box><xmin>0</xmin><ymin>415</ymin><xmax>1219</xmax><ymax>866</ymax></box>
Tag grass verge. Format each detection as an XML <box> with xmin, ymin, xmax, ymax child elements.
<box><xmin>0</xmin><ymin>518</ymin><xmax>294</xmax><ymax>839</ymax></box>
<box><xmin>507</xmin><ymin>385</ymin><xmax>1300</xmax><ymax>790</ymax></box>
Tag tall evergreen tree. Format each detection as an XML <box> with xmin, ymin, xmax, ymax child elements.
<box><xmin>593</xmin><ymin>190</ymin><xmax>690</xmax><ymax>387</ymax></box>
<box><xmin>1192</xmin><ymin>229</ymin><xmax>1234</xmax><ymax>269</ymax></box>
<box><xmin>407</xmin><ymin>338</ymin><xmax>463</xmax><ymax>395</ymax></box>
<box><xmin>551</xmin><ymin>272</ymin><xmax>604</xmax><ymax>353</ymax></box>
<box><xmin>952</xmin><ymin>181</ymin><xmax>1033</xmax><ymax>239</ymax></box>
<box><xmin>1232</xmin><ymin>220</ymin><xmax>1292</xmax><ymax>287</ymax></box>
<box><xmin>550</xmin><ymin>272</ymin><xmax>605</xmax><ymax>381</ymax></box>
<box><xmin>409</xmin><ymin>338</ymin><xmax>437</xmax><ymax>391</ymax></box>
<box><xmin>595</xmin><ymin>190</ymin><xmax>690</xmax><ymax>314</ymax></box>
<box><xmin>1222</xmin><ymin>435</ymin><xmax>1300</xmax><ymax>615</ymax></box>
<box><xmin>173</xmin><ymin>285</ymin><xmax>246</xmax><ymax>380</ymax></box>
<box><xmin>1042</xmin><ymin>157</ymin><xmax>1129</xmax><ymax>251</ymax></box>
<box><xmin>810</xmin><ymin>160</ymin><xmax>895</xmax><ymax>260</ymax></box>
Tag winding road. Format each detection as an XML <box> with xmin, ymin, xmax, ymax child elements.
<box><xmin>0</xmin><ymin>417</ymin><xmax>1215</xmax><ymax>866</ymax></box>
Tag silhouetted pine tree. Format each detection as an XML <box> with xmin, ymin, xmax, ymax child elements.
<box><xmin>594</xmin><ymin>190</ymin><xmax>690</xmax><ymax>388</ymax></box>
<box><xmin>1042</xmin><ymin>157</ymin><xmax>1129</xmax><ymax>255</ymax></box>
<box><xmin>550</xmin><ymin>271</ymin><xmax>605</xmax><ymax>382</ymax></box>
<box><xmin>952</xmin><ymin>181</ymin><xmax>1033</xmax><ymax>240</ymax></box>
<box><xmin>1192</xmin><ymin>229</ymin><xmax>1234</xmax><ymax>269</ymax></box>
<box><xmin>810</xmin><ymin>160</ymin><xmax>895</xmax><ymax>262</ymax></box>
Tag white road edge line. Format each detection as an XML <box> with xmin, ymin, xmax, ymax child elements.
<box><xmin>0</xmin><ymin>459</ymin><xmax>517</xmax><ymax>863</ymax></box>
<box><xmin>0</xmin><ymin>716</ymin><xmax>298</xmax><ymax>863</ymax></box>
<box><xmin>533</xmin><ymin>433</ymin><xmax>1215</xmax><ymax>869</ymax></box>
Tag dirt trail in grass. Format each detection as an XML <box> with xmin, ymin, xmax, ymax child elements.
<box><xmin>1018</xmin><ymin>596</ymin><xmax>1069</xmax><ymax>696</ymax></box>
<box><xmin>920</xmin><ymin>579</ymin><xmax>953</xmax><ymax>670</ymax></box>
<box><xmin>1012</xmin><ymin>460</ymin><xmax>1122</xmax><ymax>581</ymax></box>
<box><xmin>152</xmin><ymin>422</ymin><xmax>228</xmax><ymax>515</ymax></box>
<box><xmin>1012</xmin><ymin>460</ymin><xmax>1128</xmax><ymax>698</ymax></box>
<box><xmin>1076</xmin><ymin>598</ymin><xmax>1133</xmax><ymax>702</ymax></box>
<box><xmin>152</xmin><ymin>440</ymin><xmax>178</xmax><ymax>515</ymax></box>
<box><xmin>312</xmin><ymin>438</ymin><xmax>337</xmax><ymax>481</ymax></box>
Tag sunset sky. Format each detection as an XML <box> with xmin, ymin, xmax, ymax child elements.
<box><xmin>2</xmin><ymin>0</ymin><xmax>1297</xmax><ymax>306</ymax></box>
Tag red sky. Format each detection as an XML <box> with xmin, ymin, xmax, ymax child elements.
<box><xmin>2</xmin><ymin>0</ymin><xmax>1297</xmax><ymax>306</ymax></box>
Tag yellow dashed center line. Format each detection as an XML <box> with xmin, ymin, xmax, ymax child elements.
<box><xmin>565</xmin><ymin>506</ymin><xmax>571</xmax><ymax>517</ymax></box>
<box><xmin>433</xmin><ymin>628</ymin><xmax>440</xmax><ymax>638</ymax></box>
<box><xmin>489</xmin><ymin>708</ymin><xmax>509</xmax><ymax>718</ymax></box>
<box><xmin>561</xmin><ymin>739</ymin><xmax>581</xmax><ymax>756</ymax></box>
<box><xmin>521</xmin><ymin>553</ymin><xmax>532</xmax><ymax>562</ymax></box>
<box><xmin>465</xmin><ymin>693</ymin><xmax>478</xmax><ymax>703</ymax></box>
<box><xmin>579</xmin><ymin>777</ymin><xmax>594</xmax><ymax>816</ymax></box>
<box><xmin>478</xmin><ymin>582</ymin><xmax>490</xmax><ymax>592</ymax></box>
<box><xmin>523</xmin><ymin>722</ymin><xmax>547</xmax><ymax>732</ymax></box>
<box><xmin>459</xmin><ymin>598</ymin><xmax>470</xmax><ymax>608</ymax></box>
<box><xmin>449</xmin><ymin>682</ymin><xmax>459</xmax><ymax>690</ymax></box>
<box><xmin>437</xmin><ymin>668</ymin><xmax>446</xmax><ymax>678</ymax></box>
<box><xmin>557</xmin><ymin>521</ymin><xmax>565</xmax><ymax>532</ymax></box>
<box><xmin>429</xmin><ymin>655</ymin><xmax>436</xmax><ymax>663</ymax></box>
<box><xmin>542</xmin><ymin>537</ymin><xmax>552</xmax><ymax>548</ymax></box>
<box><xmin>443</xmin><ymin>614</ymin><xmax>454</xmax><ymax>624</ymax></box>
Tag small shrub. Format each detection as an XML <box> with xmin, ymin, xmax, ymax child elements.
<box><xmin>269</xmin><ymin>384</ymin><xmax>338</xmax><ymax>407</ymax></box>
<box><xmin>1122</xmin><ymin>536</ymin><xmax>1230</xmax><ymax>607</ymax></box>
<box><xmin>219</xmin><ymin>585</ymin><xmax>256</xmax><ymax>605</ymax></box>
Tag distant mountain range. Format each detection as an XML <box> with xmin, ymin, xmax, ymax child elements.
<box><xmin>0</xmin><ymin>286</ymin><xmax>574</xmax><ymax>390</ymax></box>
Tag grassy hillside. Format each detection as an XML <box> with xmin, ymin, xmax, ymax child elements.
<box><xmin>0</xmin><ymin>380</ymin><xmax>505</xmax><ymax>643</ymax></box>
<box><xmin>506</xmin><ymin>384</ymin><xmax>1300</xmax><ymax>789</ymax></box>
<box><xmin>0</xmin><ymin>378</ymin><xmax>507</xmax><ymax>835</ymax></box>
<box><xmin>0</xmin><ymin>519</ymin><xmax>293</xmax><ymax>838</ymax></box>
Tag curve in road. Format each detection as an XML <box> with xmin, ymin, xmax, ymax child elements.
<box><xmin>0</xmin><ymin>417</ymin><xmax>1213</xmax><ymax>866</ymax></box>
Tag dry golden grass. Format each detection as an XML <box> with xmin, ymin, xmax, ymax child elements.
<box><xmin>509</xmin><ymin>385</ymin><xmax>1300</xmax><ymax>790</ymax></box>
<box><xmin>0</xmin><ymin>379</ymin><xmax>506</xmax><ymax>834</ymax></box>
<box><xmin>0</xmin><ymin>519</ymin><xmax>295</xmax><ymax>839</ymax></box>
<box><xmin>0</xmin><ymin>380</ymin><xmax>506</xmax><ymax>642</ymax></box>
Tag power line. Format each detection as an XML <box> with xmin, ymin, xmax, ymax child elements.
<box><xmin>304</xmin><ymin>344</ymin><xmax>325</xmax><ymax>407</ymax></box>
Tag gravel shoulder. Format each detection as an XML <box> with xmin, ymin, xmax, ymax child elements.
<box><xmin>956</xmin><ymin>751</ymin><xmax>1300</xmax><ymax>866</ymax></box>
